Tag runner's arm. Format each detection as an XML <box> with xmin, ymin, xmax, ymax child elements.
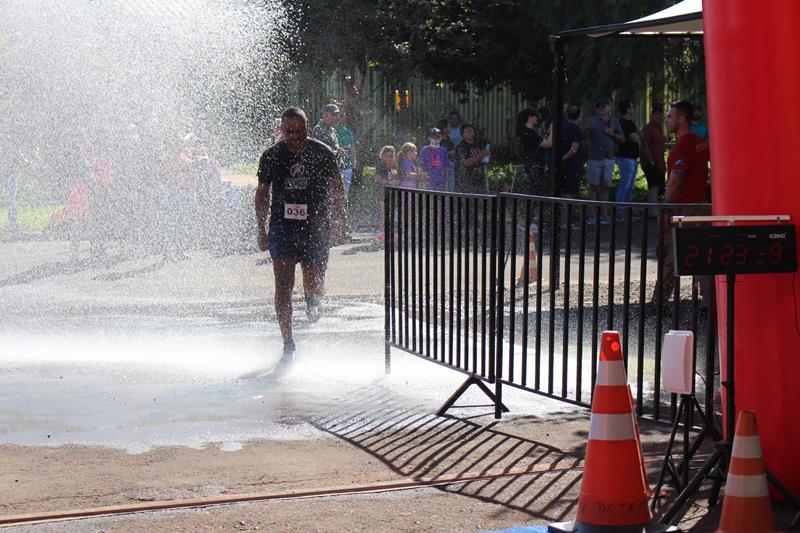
<box><xmin>255</xmin><ymin>183</ymin><xmax>270</xmax><ymax>251</ymax></box>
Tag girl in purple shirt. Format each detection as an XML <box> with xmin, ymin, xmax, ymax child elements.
<box><xmin>398</xmin><ymin>142</ymin><xmax>422</xmax><ymax>188</ymax></box>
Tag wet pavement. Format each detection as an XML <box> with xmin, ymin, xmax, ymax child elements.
<box><xmin>1</xmin><ymin>299</ymin><xmax>385</xmax><ymax>452</ymax></box>
<box><xmin>0</xmin><ymin>238</ymin><xmax>588</xmax><ymax>456</ymax></box>
<box><xmin>1</xmin><ymin>295</ymin><xmax>579</xmax><ymax>455</ymax></box>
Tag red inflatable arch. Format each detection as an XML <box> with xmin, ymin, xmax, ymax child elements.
<box><xmin>704</xmin><ymin>0</ymin><xmax>800</xmax><ymax>496</ymax></box>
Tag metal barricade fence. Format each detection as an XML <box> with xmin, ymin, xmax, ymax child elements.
<box><xmin>384</xmin><ymin>186</ymin><xmax>716</xmax><ymax>425</ymax></box>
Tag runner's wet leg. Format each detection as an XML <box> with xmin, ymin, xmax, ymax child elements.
<box><xmin>301</xmin><ymin>263</ymin><xmax>325</xmax><ymax>323</ymax></box>
<box><xmin>273</xmin><ymin>258</ymin><xmax>297</xmax><ymax>354</ymax></box>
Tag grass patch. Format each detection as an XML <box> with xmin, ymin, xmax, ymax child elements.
<box><xmin>228</xmin><ymin>162</ymin><xmax>258</xmax><ymax>175</ymax></box>
<box><xmin>0</xmin><ymin>206</ymin><xmax>62</xmax><ymax>232</ymax></box>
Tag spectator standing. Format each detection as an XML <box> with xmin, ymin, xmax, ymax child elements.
<box><xmin>615</xmin><ymin>98</ymin><xmax>641</xmax><ymax>211</ymax></box>
<box><xmin>375</xmin><ymin>145</ymin><xmax>398</xmax><ymax>187</ymax></box>
<box><xmin>639</xmin><ymin>104</ymin><xmax>667</xmax><ymax>208</ymax></box>
<box><xmin>397</xmin><ymin>143</ymin><xmax>422</xmax><ymax>188</ymax></box>
<box><xmin>374</xmin><ymin>145</ymin><xmax>398</xmax><ymax>242</ymax></box>
<box><xmin>653</xmin><ymin>100</ymin><xmax>710</xmax><ymax>305</ymax></box>
<box><xmin>334</xmin><ymin>110</ymin><xmax>358</xmax><ymax>195</ymax></box>
<box><xmin>312</xmin><ymin>103</ymin><xmax>353</xmax><ymax>243</ymax></box>
<box><xmin>438</xmin><ymin>119</ymin><xmax>456</xmax><ymax>191</ymax></box>
<box><xmin>584</xmin><ymin>98</ymin><xmax>624</xmax><ymax>223</ymax></box>
<box><xmin>311</xmin><ymin>103</ymin><xmax>343</xmax><ymax>155</ymax></box>
<box><xmin>446</xmin><ymin>111</ymin><xmax>463</xmax><ymax>149</ymax></box>
<box><xmin>454</xmin><ymin>124</ymin><xmax>490</xmax><ymax>193</ymax></box>
<box><xmin>518</xmin><ymin>109</ymin><xmax>543</xmax><ymax>194</ymax></box>
<box><xmin>419</xmin><ymin>127</ymin><xmax>449</xmax><ymax>191</ymax></box>
<box><xmin>559</xmin><ymin>105</ymin><xmax>583</xmax><ymax>198</ymax></box>
<box><xmin>691</xmin><ymin>103</ymin><xmax>709</xmax><ymax>142</ymax></box>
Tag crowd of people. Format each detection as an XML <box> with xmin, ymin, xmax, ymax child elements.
<box><xmin>48</xmin><ymin>122</ymin><xmax>250</xmax><ymax>261</ymax></box>
<box><xmin>310</xmin><ymin>96</ymin><xmax>710</xmax><ymax>240</ymax></box>
<box><xmin>49</xmin><ymin>94</ymin><xmax>710</xmax><ymax>268</ymax></box>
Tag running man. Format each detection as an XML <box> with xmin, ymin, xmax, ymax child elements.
<box><xmin>255</xmin><ymin>107</ymin><xmax>346</xmax><ymax>357</ymax></box>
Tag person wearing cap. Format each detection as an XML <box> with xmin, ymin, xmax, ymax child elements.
<box><xmin>311</xmin><ymin>103</ymin><xmax>344</xmax><ymax>156</ymax></box>
<box><xmin>584</xmin><ymin>97</ymin><xmax>624</xmax><ymax>223</ymax></box>
<box><xmin>312</xmin><ymin>102</ymin><xmax>355</xmax><ymax>244</ymax></box>
<box><xmin>255</xmin><ymin>107</ymin><xmax>346</xmax><ymax>359</ymax></box>
<box><xmin>419</xmin><ymin>127</ymin><xmax>449</xmax><ymax>191</ymax></box>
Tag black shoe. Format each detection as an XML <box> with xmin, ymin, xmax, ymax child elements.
<box><xmin>282</xmin><ymin>340</ymin><xmax>296</xmax><ymax>358</ymax></box>
<box><xmin>306</xmin><ymin>298</ymin><xmax>322</xmax><ymax>323</ymax></box>
<box><xmin>334</xmin><ymin>234</ymin><xmax>359</xmax><ymax>246</ymax></box>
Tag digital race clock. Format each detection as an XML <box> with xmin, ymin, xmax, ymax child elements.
<box><xmin>673</xmin><ymin>224</ymin><xmax>797</xmax><ymax>276</ymax></box>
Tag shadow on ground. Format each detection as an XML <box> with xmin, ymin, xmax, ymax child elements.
<box><xmin>310</xmin><ymin>385</ymin><xmax>587</xmax><ymax>523</ymax></box>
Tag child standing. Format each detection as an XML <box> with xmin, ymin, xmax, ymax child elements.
<box><xmin>397</xmin><ymin>142</ymin><xmax>422</xmax><ymax>188</ymax></box>
<box><xmin>419</xmin><ymin>128</ymin><xmax>449</xmax><ymax>191</ymax></box>
<box><xmin>374</xmin><ymin>145</ymin><xmax>398</xmax><ymax>242</ymax></box>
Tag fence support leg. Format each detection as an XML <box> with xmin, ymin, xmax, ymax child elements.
<box><xmin>437</xmin><ymin>375</ymin><xmax>510</xmax><ymax>417</ymax></box>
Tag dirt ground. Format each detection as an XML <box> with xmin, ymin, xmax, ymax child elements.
<box><xmin>0</xmin><ymin>407</ymin><xmax>719</xmax><ymax>532</ymax></box>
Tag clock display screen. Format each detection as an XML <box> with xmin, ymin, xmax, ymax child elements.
<box><xmin>673</xmin><ymin>224</ymin><xmax>797</xmax><ymax>275</ymax></box>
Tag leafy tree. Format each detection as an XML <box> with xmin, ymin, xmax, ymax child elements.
<box><xmin>285</xmin><ymin>0</ymin><xmax>703</xmax><ymax>106</ymax></box>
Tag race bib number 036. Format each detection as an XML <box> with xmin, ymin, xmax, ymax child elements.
<box><xmin>284</xmin><ymin>203</ymin><xmax>308</xmax><ymax>221</ymax></box>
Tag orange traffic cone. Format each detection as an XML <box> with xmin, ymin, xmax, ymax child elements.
<box><xmin>715</xmin><ymin>410</ymin><xmax>776</xmax><ymax>533</ymax></box>
<box><xmin>549</xmin><ymin>331</ymin><xmax>675</xmax><ymax>532</ymax></box>
<box><xmin>516</xmin><ymin>224</ymin><xmax>538</xmax><ymax>285</ymax></box>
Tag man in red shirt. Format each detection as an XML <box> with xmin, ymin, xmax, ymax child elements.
<box><xmin>665</xmin><ymin>100</ymin><xmax>710</xmax><ymax>203</ymax></box>
<box><xmin>654</xmin><ymin>100</ymin><xmax>710</xmax><ymax>306</ymax></box>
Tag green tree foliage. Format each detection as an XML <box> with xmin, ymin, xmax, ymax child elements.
<box><xmin>285</xmin><ymin>0</ymin><xmax>705</xmax><ymax>106</ymax></box>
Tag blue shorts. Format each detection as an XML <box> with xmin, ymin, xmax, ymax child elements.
<box><xmin>267</xmin><ymin>223</ymin><xmax>330</xmax><ymax>269</ymax></box>
<box><xmin>586</xmin><ymin>158</ymin><xmax>615</xmax><ymax>187</ymax></box>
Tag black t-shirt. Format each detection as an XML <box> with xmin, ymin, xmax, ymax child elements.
<box><xmin>618</xmin><ymin>118</ymin><xmax>639</xmax><ymax>159</ymax></box>
<box><xmin>257</xmin><ymin>139</ymin><xmax>338</xmax><ymax>235</ymax></box>
<box><xmin>454</xmin><ymin>140</ymin><xmax>487</xmax><ymax>193</ymax></box>
<box><xmin>519</xmin><ymin>127</ymin><xmax>541</xmax><ymax>161</ymax></box>
<box><xmin>561</xmin><ymin>121</ymin><xmax>583</xmax><ymax>175</ymax></box>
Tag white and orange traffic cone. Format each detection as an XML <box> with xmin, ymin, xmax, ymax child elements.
<box><xmin>715</xmin><ymin>410</ymin><xmax>776</xmax><ymax>533</ymax></box>
<box><xmin>516</xmin><ymin>223</ymin><xmax>538</xmax><ymax>285</ymax></box>
<box><xmin>549</xmin><ymin>331</ymin><xmax>675</xmax><ymax>532</ymax></box>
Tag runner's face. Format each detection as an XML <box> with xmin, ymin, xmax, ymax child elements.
<box><xmin>282</xmin><ymin>117</ymin><xmax>307</xmax><ymax>152</ymax></box>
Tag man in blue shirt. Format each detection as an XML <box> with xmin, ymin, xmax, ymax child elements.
<box><xmin>691</xmin><ymin>103</ymin><xmax>709</xmax><ymax>141</ymax></box>
<box><xmin>584</xmin><ymin>98</ymin><xmax>624</xmax><ymax>223</ymax></box>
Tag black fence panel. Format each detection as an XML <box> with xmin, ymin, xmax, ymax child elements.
<box><xmin>385</xmin><ymin>187</ymin><xmax>716</xmax><ymax>425</ymax></box>
<box><xmin>385</xmin><ymin>187</ymin><xmax>500</xmax><ymax>381</ymax></box>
